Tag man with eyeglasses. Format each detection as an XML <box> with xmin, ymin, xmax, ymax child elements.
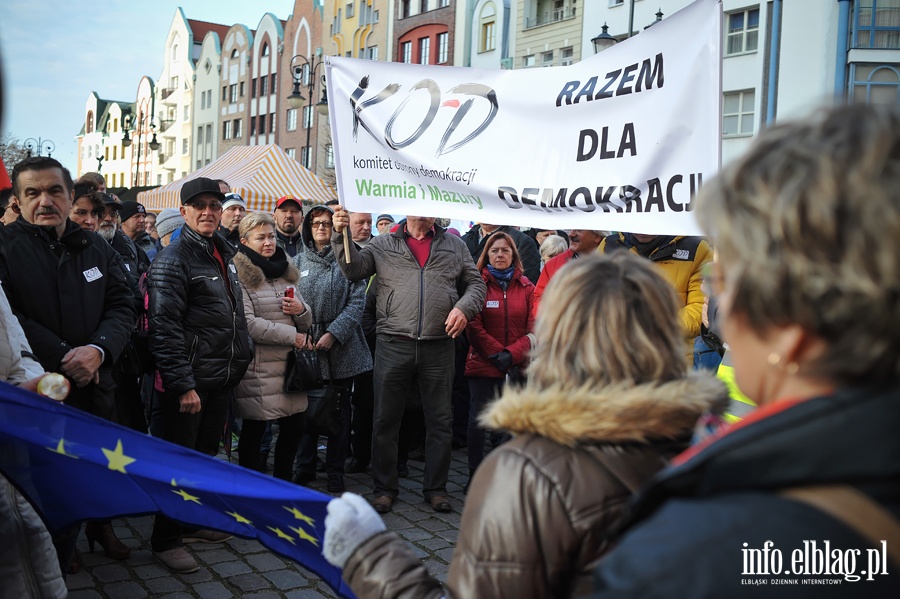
<box><xmin>273</xmin><ymin>195</ymin><xmax>304</xmax><ymax>257</ymax></box>
<box><xmin>146</xmin><ymin>177</ymin><xmax>254</xmax><ymax>573</ymax></box>
<box><xmin>532</xmin><ymin>228</ymin><xmax>605</xmax><ymax>317</ymax></box>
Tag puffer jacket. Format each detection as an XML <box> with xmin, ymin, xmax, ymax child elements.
<box><xmin>343</xmin><ymin>373</ymin><xmax>727</xmax><ymax>599</ymax></box>
<box><xmin>600</xmin><ymin>233</ymin><xmax>711</xmax><ymax>340</ymax></box>
<box><xmin>532</xmin><ymin>248</ymin><xmax>576</xmax><ymax>318</ymax></box>
<box><xmin>147</xmin><ymin>225</ymin><xmax>254</xmax><ymax>395</ymax></box>
<box><xmin>0</xmin><ymin>282</ymin><xmax>44</xmax><ymax>383</ymax></box>
<box><xmin>295</xmin><ymin>209</ymin><xmax>372</xmax><ymax>380</ymax></box>
<box><xmin>332</xmin><ymin>224</ymin><xmax>486</xmax><ymax>340</ymax></box>
<box><xmin>465</xmin><ymin>267</ymin><xmax>535</xmax><ymax>378</ymax></box>
<box><xmin>233</xmin><ymin>251</ymin><xmax>312</xmax><ymax>419</ymax></box>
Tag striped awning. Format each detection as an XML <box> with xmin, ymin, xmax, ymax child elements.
<box><xmin>137</xmin><ymin>145</ymin><xmax>336</xmax><ymax>212</ymax></box>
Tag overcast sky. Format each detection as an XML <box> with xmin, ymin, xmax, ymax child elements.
<box><xmin>1</xmin><ymin>0</ymin><xmax>295</xmax><ymax>174</ymax></box>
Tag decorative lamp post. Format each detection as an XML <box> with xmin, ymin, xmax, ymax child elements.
<box><xmin>592</xmin><ymin>23</ymin><xmax>618</xmax><ymax>54</ymax></box>
<box><xmin>24</xmin><ymin>137</ymin><xmax>56</xmax><ymax>158</ymax></box>
<box><xmin>286</xmin><ymin>50</ymin><xmax>329</xmax><ymax>170</ymax></box>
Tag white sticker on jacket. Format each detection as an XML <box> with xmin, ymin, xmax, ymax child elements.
<box><xmin>83</xmin><ymin>267</ymin><xmax>103</xmax><ymax>282</ymax></box>
<box><xmin>674</xmin><ymin>249</ymin><xmax>690</xmax><ymax>260</ymax></box>
<box><xmin>301</xmin><ymin>270</ymin><xmax>310</xmax><ymax>277</ymax></box>
<box><xmin>123</xmin><ymin>264</ymin><xmax>131</xmax><ymax>271</ymax></box>
<box><xmin>486</xmin><ymin>300</ymin><xmax>500</xmax><ymax>308</ymax></box>
<box><xmin>229</xmin><ymin>263</ymin><xmax>237</xmax><ymax>273</ymax></box>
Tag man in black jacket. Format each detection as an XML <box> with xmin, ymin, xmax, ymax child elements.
<box><xmin>147</xmin><ymin>177</ymin><xmax>254</xmax><ymax>573</ymax></box>
<box><xmin>0</xmin><ymin>157</ymin><xmax>134</xmax><ymax>418</ymax></box>
<box><xmin>461</xmin><ymin>223</ymin><xmax>542</xmax><ymax>284</ymax></box>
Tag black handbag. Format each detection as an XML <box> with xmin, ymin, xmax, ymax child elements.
<box><xmin>284</xmin><ymin>347</ymin><xmax>324</xmax><ymax>393</ymax></box>
<box><xmin>304</xmin><ymin>354</ymin><xmax>348</xmax><ymax>438</ymax></box>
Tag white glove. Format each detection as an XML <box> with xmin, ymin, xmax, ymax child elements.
<box><xmin>323</xmin><ymin>492</ymin><xmax>387</xmax><ymax>568</ymax></box>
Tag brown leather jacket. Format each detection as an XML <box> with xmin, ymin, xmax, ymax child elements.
<box><xmin>343</xmin><ymin>373</ymin><xmax>726</xmax><ymax>599</ymax></box>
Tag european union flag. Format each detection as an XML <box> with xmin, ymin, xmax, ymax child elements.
<box><xmin>0</xmin><ymin>381</ymin><xmax>354</xmax><ymax>598</ymax></box>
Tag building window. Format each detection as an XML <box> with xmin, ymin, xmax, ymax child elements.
<box><xmin>440</xmin><ymin>0</ymin><xmax>449</xmax><ymax>6</ymax></box>
<box><xmin>326</xmin><ymin>144</ymin><xmax>334</xmax><ymax>168</ymax></box>
<box><xmin>287</xmin><ymin>108</ymin><xmax>298</xmax><ymax>131</ymax></box>
<box><xmin>206</xmin><ymin>124</ymin><xmax>212</xmax><ymax>143</ymax></box>
<box><xmin>171</xmin><ymin>44</ymin><xmax>178</xmax><ymax>61</ymax></box>
<box><xmin>855</xmin><ymin>1</ymin><xmax>900</xmax><ymax>48</ymax></box>
<box><xmin>184</xmin><ymin>105</ymin><xmax>190</xmax><ymax>120</ymax></box>
<box><xmin>401</xmin><ymin>41</ymin><xmax>412</xmax><ymax>63</ymax></box>
<box><xmin>234</xmin><ymin>118</ymin><xmax>242</xmax><ymax>137</ymax></box>
<box><xmin>197</xmin><ymin>126</ymin><xmax>203</xmax><ymax>144</ymax></box>
<box><xmin>367</xmin><ymin>46</ymin><xmax>379</xmax><ymax>60</ymax></box>
<box><xmin>300</xmin><ymin>146</ymin><xmax>311</xmax><ymax>168</ymax></box>
<box><xmin>560</xmin><ymin>47</ymin><xmax>574</xmax><ymax>66</ymax></box>
<box><xmin>196</xmin><ymin>160</ymin><xmax>202</xmax><ymax>170</ymax></box>
<box><xmin>437</xmin><ymin>32</ymin><xmax>449</xmax><ymax>63</ymax></box>
<box><xmin>112</xmin><ymin>146</ymin><xmax>117</xmax><ymax>160</ymax></box>
<box><xmin>286</xmin><ymin>148</ymin><xmax>296</xmax><ymax>159</ymax></box>
<box><xmin>347</xmin><ymin>2</ymin><xmax>355</xmax><ymax>17</ymax></box>
<box><xmin>230</xmin><ymin>84</ymin><xmax>238</xmax><ymax>103</ymax></box>
<box><xmin>259</xmin><ymin>114</ymin><xmax>267</xmax><ymax>135</ymax></box>
<box><xmin>480</xmin><ymin>3</ymin><xmax>497</xmax><ymax>52</ymax></box>
<box><xmin>259</xmin><ymin>76</ymin><xmax>268</xmax><ymax>96</ymax></box>
<box><xmin>542</xmin><ymin>51</ymin><xmax>554</xmax><ymax>67</ymax></box>
<box><xmin>303</xmin><ymin>105</ymin><xmax>314</xmax><ymax>129</ymax></box>
<box><xmin>851</xmin><ymin>64</ymin><xmax>900</xmax><ymax>105</ymax></box>
<box><xmin>270</xmin><ymin>74</ymin><xmax>277</xmax><ymax>95</ymax></box>
<box><xmin>231</xmin><ymin>48</ymin><xmax>238</xmax><ymax>59</ymax></box>
<box><xmin>250</xmin><ymin>117</ymin><xmax>257</xmax><ymax>136</ymax></box>
<box><xmin>222</xmin><ymin>86</ymin><xmax>227</xmax><ymax>101</ymax></box>
<box><xmin>523</xmin><ymin>54</ymin><xmax>535</xmax><ymax>68</ymax></box>
<box><xmin>726</xmin><ymin>7</ymin><xmax>760</xmax><ymax>56</ymax></box>
<box><xmin>270</xmin><ymin>113</ymin><xmax>276</xmax><ymax>132</ymax></box>
<box><xmin>262</xmin><ymin>42</ymin><xmax>269</xmax><ymax>57</ymax></box>
<box><xmin>419</xmin><ymin>37</ymin><xmax>431</xmax><ymax>65</ymax></box>
<box><xmin>240</xmin><ymin>81</ymin><xmax>245</xmax><ymax>97</ymax></box>
<box><xmin>182</xmin><ymin>138</ymin><xmax>189</xmax><ymax>154</ymax></box>
<box><xmin>723</xmin><ymin>90</ymin><xmax>755</xmax><ymax>136</ymax></box>
<box><xmin>86</xmin><ymin>111</ymin><xmax>94</xmax><ymax>133</ymax></box>
<box><xmin>200</xmin><ymin>91</ymin><xmax>206</xmax><ymax>110</ymax></box>
<box><xmin>251</xmin><ymin>78</ymin><xmax>257</xmax><ymax>98</ymax></box>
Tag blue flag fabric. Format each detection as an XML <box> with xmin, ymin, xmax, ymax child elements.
<box><xmin>0</xmin><ymin>381</ymin><xmax>354</xmax><ymax>598</ymax></box>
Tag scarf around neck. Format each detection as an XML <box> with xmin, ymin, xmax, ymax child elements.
<box><xmin>486</xmin><ymin>264</ymin><xmax>515</xmax><ymax>289</ymax></box>
<box><xmin>238</xmin><ymin>243</ymin><xmax>289</xmax><ymax>280</ymax></box>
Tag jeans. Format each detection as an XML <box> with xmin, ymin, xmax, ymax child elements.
<box><xmin>693</xmin><ymin>336</ymin><xmax>723</xmax><ymax>372</ymax></box>
<box><xmin>372</xmin><ymin>335</ymin><xmax>454</xmax><ymax>499</ymax></box>
<box><xmin>467</xmin><ymin>377</ymin><xmax>508</xmax><ymax>473</ymax></box>
<box><xmin>150</xmin><ymin>387</ymin><xmax>232</xmax><ymax>552</ymax></box>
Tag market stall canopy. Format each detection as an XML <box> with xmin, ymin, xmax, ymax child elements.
<box><xmin>137</xmin><ymin>145</ymin><xmax>336</xmax><ymax>211</ymax></box>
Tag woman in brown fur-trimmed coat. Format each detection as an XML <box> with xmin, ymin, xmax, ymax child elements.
<box><xmin>233</xmin><ymin>212</ymin><xmax>312</xmax><ymax>481</ymax></box>
<box><xmin>322</xmin><ymin>252</ymin><xmax>728</xmax><ymax>599</ymax></box>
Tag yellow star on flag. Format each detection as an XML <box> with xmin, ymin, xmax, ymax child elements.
<box><xmin>172</xmin><ymin>488</ymin><xmax>202</xmax><ymax>504</ymax></box>
<box><xmin>226</xmin><ymin>511</ymin><xmax>253</xmax><ymax>525</ymax></box>
<box><xmin>284</xmin><ymin>506</ymin><xmax>315</xmax><ymax>527</ymax></box>
<box><xmin>267</xmin><ymin>526</ymin><xmax>296</xmax><ymax>545</ymax></box>
<box><xmin>289</xmin><ymin>525</ymin><xmax>319</xmax><ymax>547</ymax></box>
<box><xmin>101</xmin><ymin>439</ymin><xmax>135</xmax><ymax>474</ymax></box>
<box><xmin>46</xmin><ymin>438</ymin><xmax>78</xmax><ymax>459</ymax></box>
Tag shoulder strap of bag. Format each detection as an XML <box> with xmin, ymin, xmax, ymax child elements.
<box><xmin>779</xmin><ymin>484</ymin><xmax>900</xmax><ymax>567</ymax></box>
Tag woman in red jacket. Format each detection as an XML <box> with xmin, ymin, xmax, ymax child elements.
<box><xmin>465</xmin><ymin>232</ymin><xmax>535</xmax><ymax>484</ymax></box>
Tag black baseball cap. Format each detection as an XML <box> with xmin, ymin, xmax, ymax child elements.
<box><xmin>181</xmin><ymin>177</ymin><xmax>226</xmax><ymax>205</ymax></box>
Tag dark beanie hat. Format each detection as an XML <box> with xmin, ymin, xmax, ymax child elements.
<box><xmin>120</xmin><ymin>201</ymin><xmax>146</xmax><ymax>222</ymax></box>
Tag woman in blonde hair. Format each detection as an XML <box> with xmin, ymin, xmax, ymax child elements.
<box><xmin>591</xmin><ymin>104</ymin><xmax>900</xmax><ymax>597</ymax></box>
<box><xmin>233</xmin><ymin>211</ymin><xmax>312</xmax><ymax>480</ymax></box>
<box><xmin>319</xmin><ymin>251</ymin><xmax>726</xmax><ymax>598</ymax></box>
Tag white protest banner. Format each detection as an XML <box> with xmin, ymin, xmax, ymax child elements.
<box><xmin>325</xmin><ymin>0</ymin><xmax>721</xmax><ymax>235</ymax></box>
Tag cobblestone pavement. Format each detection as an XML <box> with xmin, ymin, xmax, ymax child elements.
<box><xmin>66</xmin><ymin>446</ymin><xmax>467</xmax><ymax>598</ymax></box>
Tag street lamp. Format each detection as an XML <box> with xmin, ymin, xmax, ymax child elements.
<box><xmin>287</xmin><ymin>51</ymin><xmax>329</xmax><ymax>170</ymax></box>
<box><xmin>592</xmin><ymin>23</ymin><xmax>617</xmax><ymax>54</ymax></box>
<box><xmin>124</xmin><ymin>113</ymin><xmax>160</xmax><ymax>187</ymax></box>
<box><xmin>24</xmin><ymin>137</ymin><xmax>56</xmax><ymax>158</ymax></box>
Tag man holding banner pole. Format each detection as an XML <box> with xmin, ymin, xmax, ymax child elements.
<box><xmin>331</xmin><ymin>205</ymin><xmax>485</xmax><ymax>514</ymax></box>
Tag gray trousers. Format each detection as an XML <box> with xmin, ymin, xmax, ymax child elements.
<box><xmin>372</xmin><ymin>334</ymin><xmax>454</xmax><ymax>499</ymax></box>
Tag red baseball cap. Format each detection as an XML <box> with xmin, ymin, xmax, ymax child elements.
<box><xmin>275</xmin><ymin>195</ymin><xmax>303</xmax><ymax>210</ymax></box>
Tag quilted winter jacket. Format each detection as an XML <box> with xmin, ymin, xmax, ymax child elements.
<box><xmin>332</xmin><ymin>225</ymin><xmax>485</xmax><ymax>340</ymax></box>
<box><xmin>465</xmin><ymin>267</ymin><xmax>535</xmax><ymax>378</ymax></box>
<box><xmin>147</xmin><ymin>225</ymin><xmax>254</xmax><ymax>395</ymax></box>
<box><xmin>600</xmin><ymin>234</ymin><xmax>711</xmax><ymax>340</ymax></box>
<box><xmin>233</xmin><ymin>251</ymin><xmax>312</xmax><ymax>419</ymax></box>
<box><xmin>343</xmin><ymin>373</ymin><xmax>727</xmax><ymax>599</ymax></box>
<box><xmin>532</xmin><ymin>248</ymin><xmax>576</xmax><ymax>318</ymax></box>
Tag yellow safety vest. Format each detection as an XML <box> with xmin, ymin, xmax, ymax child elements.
<box><xmin>717</xmin><ymin>349</ymin><xmax>757</xmax><ymax>423</ymax></box>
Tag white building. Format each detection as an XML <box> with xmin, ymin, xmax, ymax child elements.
<box><xmin>194</xmin><ymin>31</ymin><xmax>223</xmax><ymax>170</ymax></box>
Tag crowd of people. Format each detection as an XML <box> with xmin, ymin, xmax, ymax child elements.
<box><xmin>0</xmin><ymin>102</ymin><xmax>897</xmax><ymax>597</ymax></box>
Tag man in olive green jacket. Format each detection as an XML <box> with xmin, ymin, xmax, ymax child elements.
<box><xmin>332</xmin><ymin>208</ymin><xmax>485</xmax><ymax>514</ymax></box>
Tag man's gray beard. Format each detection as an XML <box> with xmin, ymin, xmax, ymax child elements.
<box><xmin>98</xmin><ymin>225</ymin><xmax>116</xmax><ymax>242</ymax></box>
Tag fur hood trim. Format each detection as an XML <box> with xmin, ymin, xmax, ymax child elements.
<box><xmin>481</xmin><ymin>372</ymin><xmax>727</xmax><ymax>446</ymax></box>
<box><xmin>233</xmin><ymin>251</ymin><xmax>300</xmax><ymax>290</ymax></box>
